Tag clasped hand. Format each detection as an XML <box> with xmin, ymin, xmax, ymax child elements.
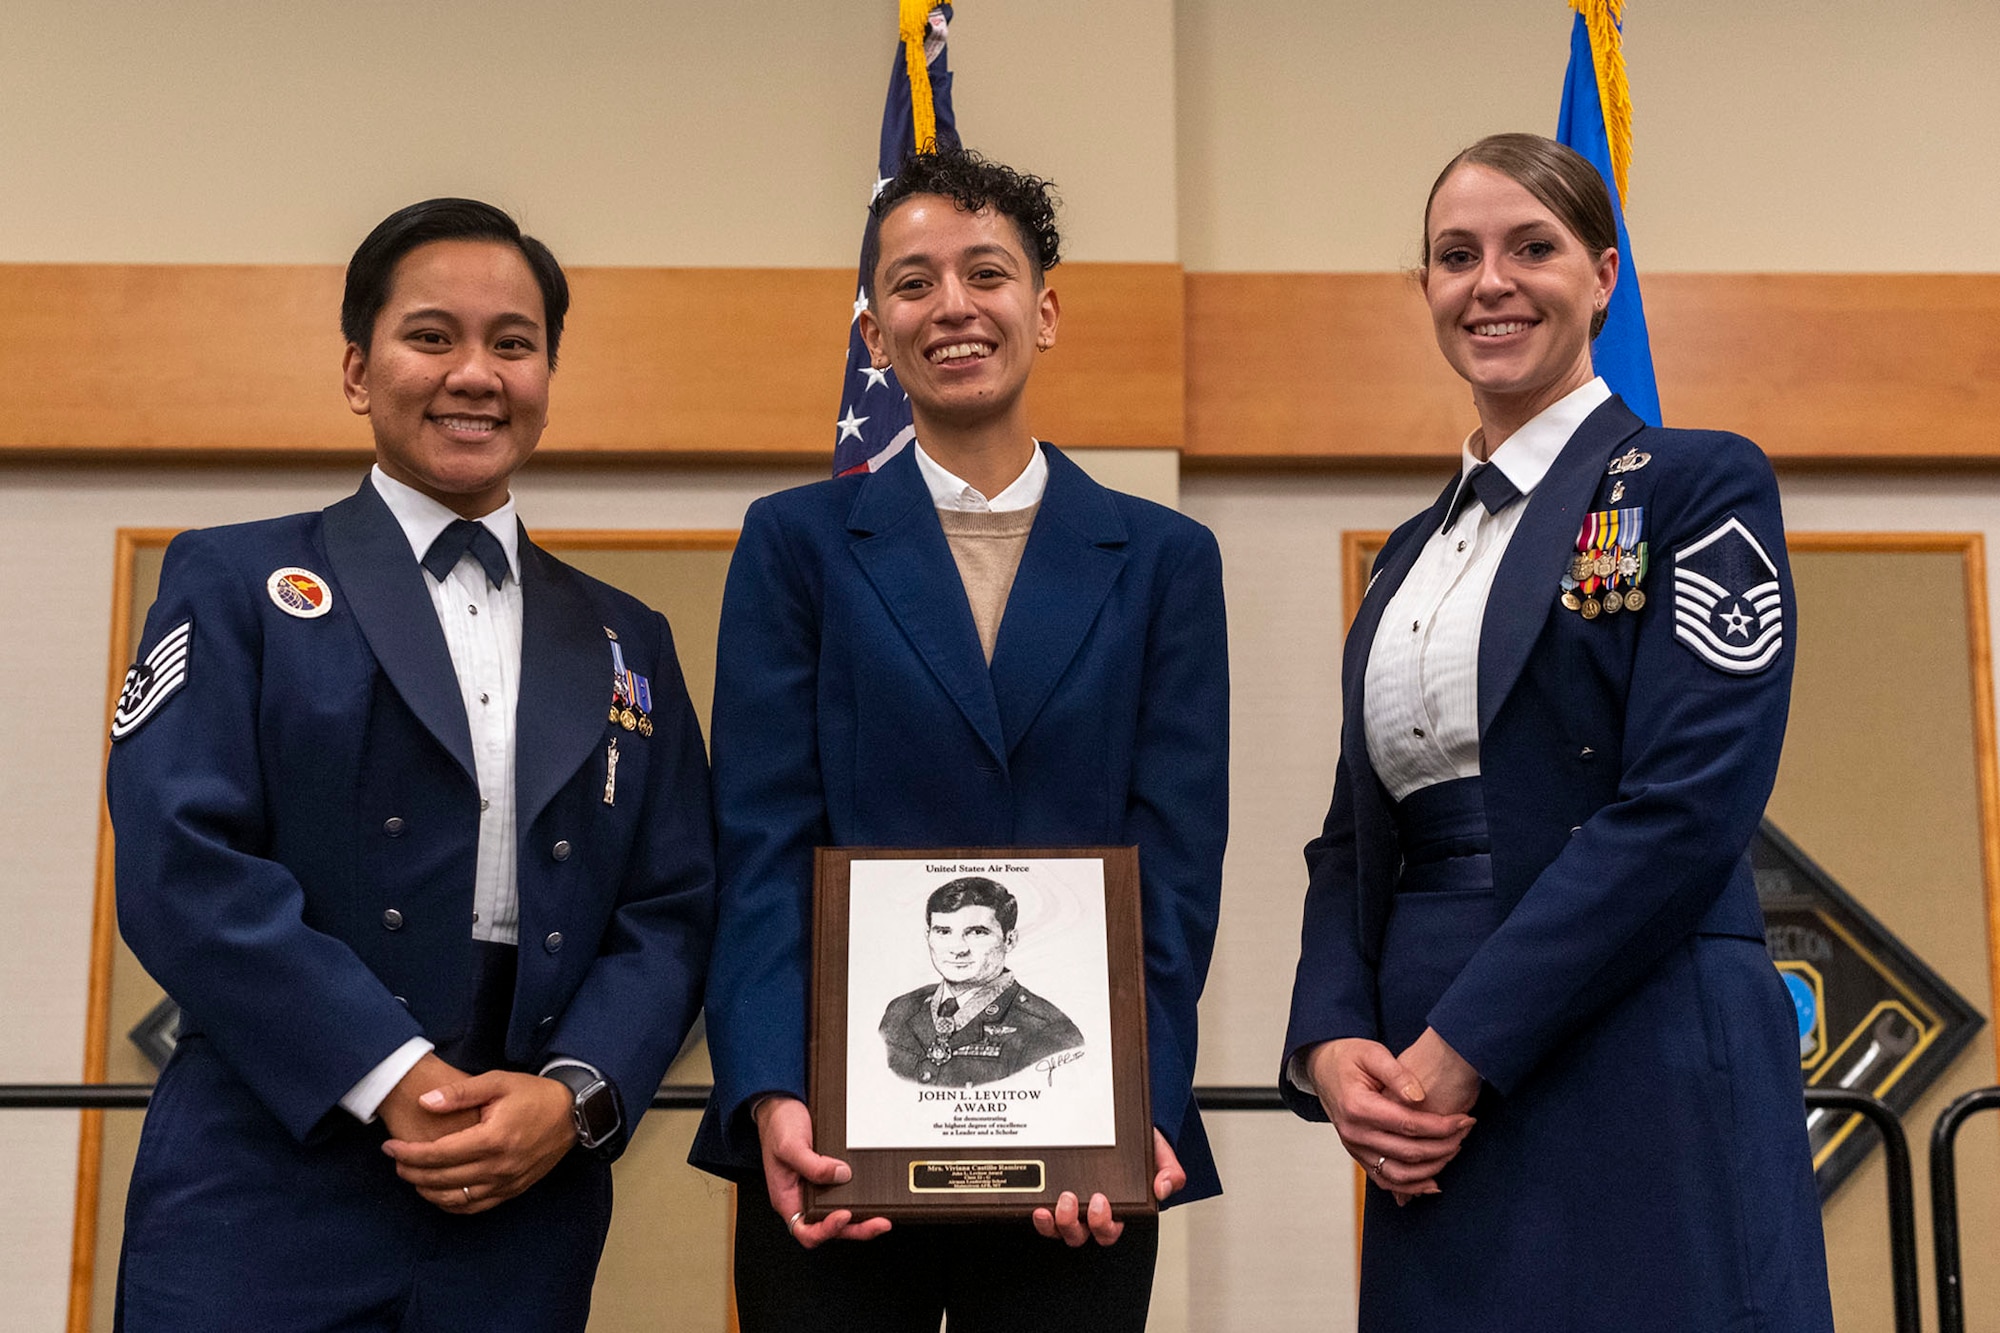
<box><xmin>1309</xmin><ymin>1028</ymin><xmax>1480</xmax><ymax>1207</ymax></box>
<box><xmin>754</xmin><ymin>1096</ymin><xmax>1186</xmax><ymax>1250</ymax></box>
<box><xmin>379</xmin><ymin>1053</ymin><xmax>578</xmax><ymax>1215</ymax></box>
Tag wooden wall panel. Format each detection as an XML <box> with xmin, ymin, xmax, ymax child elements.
<box><xmin>0</xmin><ymin>261</ymin><xmax>1182</xmax><ymax>460</ymax></box>
<box><xmin>3</xmin><ymin>264</ymin><xmax>1992</xmax><ymax>464</ymax></box>
<box><xmin>1184</xmin><ymin>272</ymin><xmax>2000</xmax><ymax>465</ymax></box>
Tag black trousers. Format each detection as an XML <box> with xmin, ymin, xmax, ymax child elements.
<box><xmin>733</xmin><ymin>1193</ymin><xmax>1159</xmax><ymax>1332</ymax></box>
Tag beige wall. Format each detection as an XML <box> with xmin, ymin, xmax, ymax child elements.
<box><xmin>6</xmin><ymin>1</ymin><xmax>2000</xmax><ymax>1330</ymax></box>
<box><xmin>6</xmin><ymin>2</ymin><xmax>1994</xmax><ymax>270</ymax></box>
<box><xmin>0</xmin><ymin>0</ymin><xmax>1176</xmax><ymax>267</ymax></box>
<box><xmin>1178</xmin><ymin>0</ymin><xmax>2000</xmax><ymax>272</ymax></box>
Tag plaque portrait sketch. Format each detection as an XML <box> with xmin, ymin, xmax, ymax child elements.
<box><xmin>877</xmin><ymin>875</ymin><xmax>1084</xmax><ymax>1086</ymax></box>
<box><xmin>846</xmin><ymin>859</ymin><xmax>1115</xmax><ymax>1150</ymax></box>
<box><xmin>808</xmin><ymin>847</ymin><xmax>1153</xmax><ymax>1221</ymax></box>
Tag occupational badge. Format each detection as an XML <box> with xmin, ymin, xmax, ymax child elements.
<box><xmin>1606</xmin><ymin>448</ymin><xmax>1653</xmax><ymax>476</ymax></box>
<box><xmin>1672</xmin><ymin>516</ymin><xmax>1784</xmax><ymax>674</ymax></box>
<box><xmin>266</xmin><ymin>567</ymin><xmax>333</xmax><ymax>619</ymax></box>
<box><xmin>1560</xmin><ymin>507</ymin><xmax>1647</xmax><ymax>620</ymax></box>
<box><xmin>110</xmin><ymin>617</ymin><xmax>193</xmax><ymax>741</ymax></box>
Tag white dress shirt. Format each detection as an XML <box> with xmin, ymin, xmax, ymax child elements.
<box><xmin>1287</xmin><ymin>378</ymin><xmax>1611</xmax><ymax>1095</ymax></box>
<box><xmin>340</xmin><ymin>466</ymin><xmax>526</xmax><ymax>1121</ymax></box>
<box><xmin>913</xmin><ymin>439</ymin><xmax>1048</xmax><ymax>512</ymax></box>
<box><xmin>1362</xmin><ymin>378</ymin><xmax>1610</xmax><ymax>801</ymax></box>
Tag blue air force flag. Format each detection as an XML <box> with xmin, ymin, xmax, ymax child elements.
<box><xmin>833</xmin><ymin>4</ymin><xmax>961</xmax><ymax>477</ymax></box>
<box><xmin>1672</xmin><ymin>518</ymin><xmax>1784</xmax><ymax>675</ymax></box>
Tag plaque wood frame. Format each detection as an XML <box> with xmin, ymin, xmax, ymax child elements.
<box><xmin>805</xmin><ymin>846</ymin><xmax>1154</xmax><ymax>1223</ymax></box>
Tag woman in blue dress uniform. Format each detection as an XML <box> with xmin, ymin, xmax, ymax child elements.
<box><xmin>1281</xmin><ymin>134</ymin><xmax>1835</xmax><ymax>1329</ymax></box>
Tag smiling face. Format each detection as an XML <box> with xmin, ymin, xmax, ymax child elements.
<box><xmin>927</xmin><ymin>904</ymin><xmax>1016</xmax><ymax>990</ymax></box>
<box><xmin>858</xmin><ymin>195</ymin><xmax>1058</xmax><ymax>439</ymax></box>
<box><xmin>1421</xmin><ymin>163</ymin><xmax>1618</xmax><ymax>432</ymax></box>
<box><xmin>341</xmin><ymin>238</ymin><xmax>551</xmax><ymax>518</ymax></box>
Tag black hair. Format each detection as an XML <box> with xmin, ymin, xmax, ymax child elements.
<box><xmin>926</xmin><ymin>876</ymin><xmax>1019</xmax><ymax>934</ymax></box>
<box><xmin>340</xmin><ymin>198</ymin><xmax>571</xmax><ymax>366</ymax></box>
<box><xmin>860</xmin><ymin>148</ymin><xmax>1061</xmax><ymax>304</ymax></box>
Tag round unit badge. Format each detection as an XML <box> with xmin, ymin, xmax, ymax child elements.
<box><xmin>267</xmin><ymin>567</ymin><xmax>334</xmax><ymax>619</ymax></box>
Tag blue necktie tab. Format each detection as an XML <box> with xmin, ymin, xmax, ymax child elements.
<box><xmin>1443</xmin><ymin>462</ymin><xmax>1524</xmax><ymax>532</ymax></box>
<box><xmin>423</xmin><ymin>519</ymin><xmax>509</xmax><ymax>589</ymax></box>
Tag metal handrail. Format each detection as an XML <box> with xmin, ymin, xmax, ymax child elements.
<box><xmin>0</xmin><ymin>1081</ymin><xmax>1919</xmax><ymax>1329</ymax></box>
<box><xmin>1804</xmin><ymin>1086</ymin><xmax>1920</xmax><ymax>1333</ymax></box>
<box><xmin>1929</xmin><ymin>1085</ymin><xmax>2000</xmax><ymax>1333</ymax></box>
<box><xmin>0</xmin><ymin>1084</ymin><xmax>1286</xmax><ymax>1113</ymax></box>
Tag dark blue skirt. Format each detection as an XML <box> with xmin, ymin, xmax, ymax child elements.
<box><xmin>1359</xmin><ymin>778</ymin><xmax>1832</xmax><ymax>1332</ymax></box>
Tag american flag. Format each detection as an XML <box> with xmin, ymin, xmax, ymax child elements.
<box><xmin>831</xmin><ymin>3</ymin><xmax>962</xmax><ymax>477</ymax></box>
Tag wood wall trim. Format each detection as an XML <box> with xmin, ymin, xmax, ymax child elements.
<box><xmin>1188</xmin><ymin>273</ymin><xmax>2000</xmax><ymax>464</ymax></box>
<box><xmin>5</xmin><ymin>265</ymin><xmax>1993</xmax><ymax>465</ymax></box>
<box><xmin>0</xmin><ymin>262</ymin><xmax>1182</xmax><ymax>460</ymax></box>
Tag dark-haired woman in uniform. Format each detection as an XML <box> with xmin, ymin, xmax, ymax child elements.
<box><xmin>693</xmin><ymin>147</ymin><xmax>1229</xmax><ymax>1332</ymax></box>
<box><xmin>1281</xmin><ymin>133</ymin><xmax>1834</xmax><ymax>1330</ymax></box>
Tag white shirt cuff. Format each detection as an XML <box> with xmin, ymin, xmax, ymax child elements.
<box><xmin>340</xmin><ymin>1037</ymin><xmax>435</xmax><ymax>1123</ymax></box>
<box><xmin>1286</xmin><ymin>1049</ymin><xmax>1319</xmax><ymax>1097</ymax></box>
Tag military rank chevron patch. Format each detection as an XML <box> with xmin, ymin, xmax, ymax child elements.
<box><xmin>110</xmin><ymin>618</ymin><xmax>192</xmax><ymax>741</ymax></box>
<box><xmin>1673</xmin><ymin>518</ymin><xmax>1784</xmax><ymax>675</ymax></box>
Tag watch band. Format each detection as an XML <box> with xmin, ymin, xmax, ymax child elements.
<box><xmin>545</xmin><ymin>1064</ymin><xmax>622</xmax><ymax>1154</ymax></box>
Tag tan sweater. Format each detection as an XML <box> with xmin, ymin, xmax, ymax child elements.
<box><xmin>938</xmin><ymin>505</ymin><xmax>1040</xmax><ymax>664</ymax></box>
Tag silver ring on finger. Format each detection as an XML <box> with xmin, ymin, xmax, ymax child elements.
<box><xmin>1372</xmin><ymin>1155</ymin><xmax>1387</xmax><ymax>1175</ymax></box>
<box><xmin>787</xmin><ymin>1210</ymin><xmax>805</xmax><ymax>1233</ymax></box>
<box><xmin>461</xmin><ymin>1185</ymin><xmax>472</xmax><ymax>1204</ymax></box>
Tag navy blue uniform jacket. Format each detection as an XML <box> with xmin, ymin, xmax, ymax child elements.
<box><xmin>1282</xmin><ymin>397</ymin><xmax>1831</xmax><ymax>1329</ymax></box>
<box><xmin>108</xmin><ymin>478</ymin><xmax>715</xmax><ymax>1157</ymax></box>
<box><xmin>691</xmin><ymin>445</ymin><xmax>1229</xmax><ymax>1204</ymax></box>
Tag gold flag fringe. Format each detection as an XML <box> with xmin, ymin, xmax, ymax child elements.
<box><xmin>1571</xmin><ymin>0</ymin><xmax>1633</xmax><ymax>206</ymax></box>
<box><xmin>900</xmin><ymin>0</ymin><xmax>943</xmax><ymax>155</ymax></box>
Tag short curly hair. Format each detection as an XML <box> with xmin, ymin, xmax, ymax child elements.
<box><xmin>860</xmin><ymin>148</ymin><xmax>1061</xmax><ymax>304</ymax></box>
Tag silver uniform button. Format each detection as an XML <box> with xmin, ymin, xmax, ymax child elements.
<box><xmin>382</xmin><ymin>909</ymin><xmax>404</xmax><ymax>930</ymax></box>
<box><xmin>383</xmin><ymin>816</ymin><xmax>406</xmax><ymax>836</ymax></box>
<box><xmin>545</xmin><ymin>931</ymin><xmax>564</xmax><ymax>954</ymax></box>
<box><xmin>552</xmin><ymin>840</ymin><xmax>572</xmax><ymax>861</ymax></box>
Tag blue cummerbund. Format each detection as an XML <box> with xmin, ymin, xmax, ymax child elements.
<box><xmin>1391</xmin><ymin>775</ymin><xmax>1495</xmax><ymax>895</ymax></box>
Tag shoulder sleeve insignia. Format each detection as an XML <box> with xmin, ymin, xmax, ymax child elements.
<box><xmin>110</xmin><ymin>618</ymin><xmax>193</xmax><ymax>741</ymax></box>
<box><xmin>1672</xmin><ymin>517</ymin><xmax>1784</xmax><ymax>674</ymax></box>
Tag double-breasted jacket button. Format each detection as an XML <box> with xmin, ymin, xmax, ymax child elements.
<box><xmin>1569</xmin><ymin>826</ymin><xmax>1584</xmax><ymax>837</ymax></box>
<box><xmin>552</xmin><ymin>839</ymin><xmax>573</xmax><ymax>862</ymax></box>
<box><xmin>394</xmin><ymin>995</ymin><xmax>409</xmax><ymax>1008</ymax></box>
<box><xmin>536</xmin><ymin>1015</ymin><xmax>556</xmax><ymax>1033</ymax></box>
<box><xmin>381</xmin><ymin>908</ymin><xmax>404</xmax><ymax>930</ymax></box>
<box><xmin>383</xmin><ymin>816</ymin><xmax>406</xmax><ymax>837</ymax></box>
<box><xmin>544</xmin><ymin>931</ymin><xmax>564</xmax><ymax>954</ymax></box>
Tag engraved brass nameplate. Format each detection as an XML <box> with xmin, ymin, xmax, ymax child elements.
<box><xmin>908</xmin><ymin>1160</ymin><xmax>1046</xmax><ymax>1194</ymax></box>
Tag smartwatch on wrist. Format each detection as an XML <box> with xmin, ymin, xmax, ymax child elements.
<box><xmin>545</xmin><ymin>1065</ymin><xmax>621</xmax><ymax>1154</ymax></box>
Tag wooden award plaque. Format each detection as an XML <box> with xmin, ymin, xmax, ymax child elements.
<box><xmin>803</xmin><ymin>847</ymin><xmax>1153</xmax><ymax>1223</ymax></box>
